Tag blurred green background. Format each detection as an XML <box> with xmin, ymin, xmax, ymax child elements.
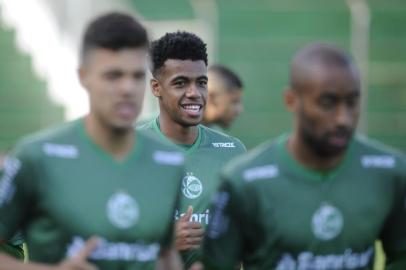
<box><xmin>0</xmin><ymin>0</ymin><xmax>405</xmax><ymax>151</ymax></box>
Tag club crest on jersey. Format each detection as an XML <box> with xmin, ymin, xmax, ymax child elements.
<box><xmin>106</xmin><ymin>191</ymin><xmax>139</xmax><ymax>229</ymax></box>
<box><xmin>182</xmin><ymin>172</ymin><xmax>203</xmax><ymax>199</ymax></box>
<box><xmin>312</xmin><ymin>203</ymin><xmax>343</xmax><ymax>241</ymax></box>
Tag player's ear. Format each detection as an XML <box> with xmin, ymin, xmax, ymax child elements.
<box><xmin>78</xmin><ymin>66</ymin><xmax>89</xmax><ymax>92</ymax></box>
<box><xmin>208</xmin><ymin>91</ymin><xmax>218</xmax><ymax>106</ymax></box>
<box><xmin>284</xmin><ymin>87</ymin><xmax>298</xmax><ymax>113</ymax></box>
<box><xmin>150</xmin><ymin>78</ymin><xmax>161</xmax><ymax>97</ymax></box>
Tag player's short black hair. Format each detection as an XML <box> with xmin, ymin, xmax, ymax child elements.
<box><xmin>209</xmin><ymin>64</ymin><xmax>243</xmax><ymax>90</ymax></box>
<box><xmin>80</xmin><ymin>12</ymin><xmax>148</xmax><ymax>63</ymax></box>
<box><xmin>150</xmin><ymin>31</ymin><xmax>208</xmax><ymax>76</ymax></box>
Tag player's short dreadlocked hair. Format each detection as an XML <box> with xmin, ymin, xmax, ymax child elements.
<box><xmin>150</xmin><ymin>31</ymin><xmax>208</xmax><ymax>76</ymax></box>
<box><xmin>80</xmin><ymin>12</ymin><xmax>148</xmax><ymax>63</ymax></box>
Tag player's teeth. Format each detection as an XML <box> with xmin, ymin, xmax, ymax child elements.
<box><xmin>183</xmin><ymin>105</ymin><xmax>200</xmax><ymax>111</ymax></box>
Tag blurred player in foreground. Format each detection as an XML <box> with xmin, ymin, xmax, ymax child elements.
<box><xmin>0</xmin><ymin>12</ymin><xmax>184</xmax><ymax>270</ymax></box>
<box><xmin>202</xmin><ymin>43</ymin><xmax>406</xmax><ymax>270</ymax></box>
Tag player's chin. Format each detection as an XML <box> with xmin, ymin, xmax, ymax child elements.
<box><xmin>110</xmin><ymin>119</ymin><xmax>136</xmax><ymax>132</ymax></box>
<box><xmin>180</xmin><ymin>116</ymin><xmax>202</xmax><ymax>127</ymax></box>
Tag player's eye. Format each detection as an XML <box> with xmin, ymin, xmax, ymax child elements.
<box><xmin>104</xmin><ymin>71</ymin><xmax>122</xmax><ymax>80</ymax></box>
<box><xmin>197</xmin><ymin>79</ymin><xmax>208</xmax><ymax>88</ymax></box>
<box><xmin>174</xmin><ymin>80</ymin><xmax>186</xmax><ymax>88</ymax></box>
<box><xmin>133</xmin><ymin>71</ymin><xmax>146</xmax><ymax>80</ymax></box>
<box><xmin>346</xmin><ymin>95</ymin><xmax>359</xmax><ymax>108</ymax></box>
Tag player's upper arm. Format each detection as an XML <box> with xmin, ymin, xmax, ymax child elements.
<box><xmin>380</xmin><ymin>158</ymin><xmax>406</xmax><ymax>266</ymax></box>
<box><xmin>202</xmin><ymin>178</ymin><xmax>248</xmax><ymax>270</ymax></box>
<box><xmin>0</xmin><ymin>150</ymin><xmax>37</xmax><ymax>241</ymax></box>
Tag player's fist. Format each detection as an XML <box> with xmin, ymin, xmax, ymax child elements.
<box><xmin>175</xmin><ymin>206</ymin><xmax>204</xmax><ymax>251</ymax></box>
<box><xmin>55</xmin><ymin>236</ymin><xmax>100</xmax><ymax>270</ymax></box>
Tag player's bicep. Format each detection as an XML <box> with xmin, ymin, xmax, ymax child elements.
<box><xmin>0</xmin><ymin>155</ymin><xmax>34</xmax><ymax>241</ymax></box>
<box><xmin>203</xmin><ymin>182</ymin><xmax>242</xmax><ymax>270</ymax></box>
<box><xmin>381</xmin><ymin>172</ymin><xmax>406</xmax><ymax>266</ymax></box>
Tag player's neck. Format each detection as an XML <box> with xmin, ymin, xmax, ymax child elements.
<box><xmin>288</xmin><ymin>134</ymin><xmax>345</xmax><ymax>172</ymax></box>
<box><xmin>84</xmin><ymin>115</ymin><xmax>135</xmax><ymax>161</ymax></box>
<box><xmin>158</xmin><ymin>114</ymin><xmax>199</xmax><ymax>145</ymax></box>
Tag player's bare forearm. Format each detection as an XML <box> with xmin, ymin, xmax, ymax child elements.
<box><xmin>0</xmin><ymin>252</ymin><xmax>53</xmax><ymax>270</ymax></box>
<box><xmin>155</xmin><ymin>247</ymin><xmax>182</xmax><ymax>270</ymax></box>
<box><xmin>0</xmin><ymin>252</ymin><xmax>98</xmax><ymax>270</ymax></box>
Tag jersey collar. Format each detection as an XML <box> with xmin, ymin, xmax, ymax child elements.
<box><xmin>277</xmin><ymin>134</ymin><xmax>354</xmax><ymax>182</ymax></box>
<box><xmin>152</xmin><ymin>117</ymin><xmax>202</xmax><ymax>155</ymax></box>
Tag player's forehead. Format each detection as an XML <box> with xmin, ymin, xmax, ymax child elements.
<box><xmin>299</xmin><ymin>63</ymin><xmax>360</xmax><ymax>98</ymax></box>
<box><xmin>83</xmin><ymin>47</ymin><xmax>148</xmax><ymax>70</ymax></box>
<box><xmin>160</xmin><ymin>59</ymin><xmax>207</xmax><ymax>80</ymax></box>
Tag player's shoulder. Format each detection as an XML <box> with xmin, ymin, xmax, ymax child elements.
<box><xmin>137</xmin><ymin>129</ymin><xmax>185</xmax><ymax>166</ymax></box>
<box><xmin>136</xmin><ymin>118</ymin><xmax>155</xmax><ymax>131</ymax></box>
<box><xmin>199</xmin><ymin>125</ymin><xmax>246</xmax><ymax>152</ymax></box>
<box><xmin>222</xmin><ymin>138</ymin><xmax>277</xmax><ymax>183</ymax></box>
<box><xmin>353</xmin><ymin>134</ymin><xmax>406</xmax><ymax>171</ymax></box>
<box><xmin>13</xmin><ymin>120</ymin><xmax>80</xmax><ymax>158</ymax></box>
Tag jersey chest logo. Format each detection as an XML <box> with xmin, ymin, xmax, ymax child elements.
<box><xmin>106</xmin><ymin>191</ymin><xmax>139</xmax><ymax>229</ymax></box>
<box><xmin>182</xmin><ymin>172</ymin><xmax>203</xmax><ymax>199</ymax></box>
<box><xmin>311</xmin><ymin>203</ymin><xmax>343</xmax><ymax>241</ymax></box>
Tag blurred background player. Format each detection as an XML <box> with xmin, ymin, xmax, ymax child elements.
<box><xmin>0</xmin><ymin>12</ymin><xmax>184</xmax><ymax>270</ymax></box>
<box><xmin>202</xmin><ymin>43</ymin><xmax>406</xmax><ymax>270</ymax></box>
<box><xmin>202</xmin><ymin>65</ymin><xmax>244</xmax><ymax>132</ymax></box>
<box><xmin>139</xmin><ymin>31</ymin><xmax>246</xmax><ymax>269</ymax></box>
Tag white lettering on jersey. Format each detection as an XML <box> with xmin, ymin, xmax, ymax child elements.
<box><xmin>243</xmin><ymin>165</ymin><xmax>279</xmax><ymax>182</ymax></box>
<box><xmin>43</xmin><ymin>143</ymin><xmax>78</xmax><ymax>158</ymax></box>
<box><xmin>361</xmin><ymin>155</ymin><xmax>395</xmax><ymax>168</ymax></box>
<box><xmin>66</xmin><ymin>236</ymin><xmax>160</xmax><ymax>261</ymax></box>
<box><xmin>212</xmin><ymin>142</ymin><xmax>235</xmax><ymax>148</ymax></box>
<box><xmin>0</xmin><ymin>157</ymin><xmax>21</xmax><ymax>205</ymax></box>
<box><xmin>153</xmin><ymin>151</ymin><xmax>184</xmax><ymax>165</ymax></box>
<box><xmin>276</xmin><ymin>247</ymin><xmax>373</xmax><ymax>270</ymax></box>
<box><xmin>174</xmin><ymin>209</ymin><xmax>210</xmax><ymax>225</ymax></box>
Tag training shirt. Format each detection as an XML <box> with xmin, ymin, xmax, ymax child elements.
<box><xmin>204</xmin><ymin>135</ymin><xmax>406</xmax><ymax>270</ymax></box>
<box><xmin>139</xmin><ymin>118</ymin><xmax>246</xmax><ymax>267</ymax></box>
<box><xmin>0</xmin><ymin>119</ymin><xmax>185</xmax><ymax>269</ymax></box>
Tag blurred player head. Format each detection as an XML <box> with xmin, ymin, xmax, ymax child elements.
<box><xmin>150</xmin><ymin>31</ymin><xmax>208</xmax><ymax>127</ymax></box>
<box><xmin>284</xmin><ymin>43</ymin><xmax>361</xmax><ymax>158</ymax></box>
<box><xmin>203</xmin><ymin>64</ymin><xmax>244</xmax><ymax>129</ymax></box>
<box><xmin>78</xmin><ymin>12</ymin><xmax>149</xmax><ymax>132</ymax></box>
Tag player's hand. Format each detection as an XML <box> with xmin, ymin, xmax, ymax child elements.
<box><xmin>188</xmin><ymin>261</ymin><xmax>203</xmax><ymax>270</ymax></box>
<box><xmin>55</xmin><ymin>236</ymin><xmax>100</xmax><ymax>270</ymax></box>
<box><xmin>175</xmin><ymin>206</ymin><xmax>204</xmax><ymax>251</ymax></box>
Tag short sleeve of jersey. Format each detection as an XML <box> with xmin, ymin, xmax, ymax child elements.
<box><xmin>0</xmin><ymin>148</ymin><xmax>37</xmax><ymax>241</ymax></box>
<box><xmin>159</xmin><ymin>161</ymin><xmax>185</xmax><ymax>251</ymax></box>
<box><xmin>380</xmin><ymin>157</ymin><xmax>406</xmax><ymax>268</ymax></box>
<box><xmin>203</xmin><ymin>170</ymin><xmax>256</xmax><ymax>270</ymax></box>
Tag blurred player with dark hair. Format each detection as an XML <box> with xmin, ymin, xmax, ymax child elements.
<box><xmin>202</xmin><ymin>43</ymin><xmax>406</xmax><ymax>270</ymax></box>
<box><xmin>203</xmin><ymin>65</ymin><xmax>244</xmax><ymax>131</ymax></box>
<box><xmin>0</xmin><ymin>12</ymin><xmax>184</xmax><ymax>270</ymax></box>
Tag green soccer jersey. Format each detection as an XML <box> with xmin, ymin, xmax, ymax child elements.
<box><xmin>0</xmin><ymin>119</ymin><xmax>185</xmax><ymax>269</ymax></box>
<box><xmin>0</xmin><ymin>170</ymin><xmax>25</xmax><ymax>260</ymax></box>
<box><xmin>2</xmin><ymin>232</ymin><xmax>25</xmax><ymax>260</ymax></box>
<box><xmin>203</xmin><ymin>135</ymin><xmax>406</xmax><ymax>270</ymax></box>
<box><xmin>138</xmin><ymin>118</ymin><xmax>246</xmax><ymax>267</ymax></box>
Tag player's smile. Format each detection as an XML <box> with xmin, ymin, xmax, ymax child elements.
<box><xmin>180</xmin><ymin>103</ymin><xmax>204</xmax><ymax>118</ymax></box>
